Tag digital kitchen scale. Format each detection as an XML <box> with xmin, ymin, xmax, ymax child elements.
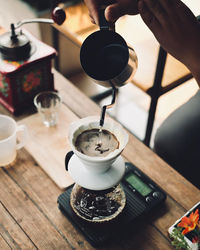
<box><xmin>57</xmin><ymin>160</ymin><xmax>167</xmax><ymax>247</ymax></box>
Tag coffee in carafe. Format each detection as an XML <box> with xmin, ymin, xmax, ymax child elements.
<box><xmin>70</xmin><ymin>183</ymin><xmax>126</xmax><ymax>223</ymax></box>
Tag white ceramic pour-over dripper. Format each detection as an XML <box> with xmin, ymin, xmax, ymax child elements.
<box><xmin>68</xmin><ymin>116</ymin><xmax>129</xmax><ymax>190</ymax></box>
<box><xmin>69</xmin><ymin>116</ymin><xmax>128</xmax><ymax>172</ymax></box>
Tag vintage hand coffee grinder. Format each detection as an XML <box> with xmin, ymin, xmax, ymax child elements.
<box><xmin>0</xmin><ymin>7</ymin><xmax>66</xmax><ymax>115</ymax></box>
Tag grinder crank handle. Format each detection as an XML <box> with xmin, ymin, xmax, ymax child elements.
<box><xmin>14</xmin><ymin>6</ymin><xmax>66</xmax><ymax>29</ymax></box>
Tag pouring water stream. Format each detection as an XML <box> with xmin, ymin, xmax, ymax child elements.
<box><xmin>95</xmin><ymin>82</ymin><xmax>117</xmax><ymax>152</ymax></box>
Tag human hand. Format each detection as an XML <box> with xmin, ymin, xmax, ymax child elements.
<box><xmin>138</xmin><ymin>0</ymin><xmax>200</xmax><ymax>85</ymax></box>
<box><xmin>84</xmin><ymin>0</ymin><xmax>139</xmax><ymax>25</ymax></box>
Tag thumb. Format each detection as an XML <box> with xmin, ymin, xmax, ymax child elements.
<box><xmin>105</xmin><ymin>3</ymin><xmax>124</xmax><ymax>23</ymax></box>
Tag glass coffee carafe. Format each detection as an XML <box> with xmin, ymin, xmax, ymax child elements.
<box><xmin>70</xmin><ymin>184</ymin><xmax>126</xmax><ymax>223</ymax></box>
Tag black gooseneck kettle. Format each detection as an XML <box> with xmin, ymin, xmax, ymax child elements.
<box><xmin>80</xmin><ymin>9</ymin><xmax>138</xmax><ymax>88</ymax></box>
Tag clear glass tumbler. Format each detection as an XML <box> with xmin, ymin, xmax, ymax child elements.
<box><xmin>34</xmin><ymin>91</ymin><xmax>61</xmax><ymax>127</ymax></box>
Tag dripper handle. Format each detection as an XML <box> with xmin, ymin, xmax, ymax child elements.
<box><xmin>99</xmin><ymin>9</ymin><xmax>109</xmax><ymax>30</ymax></box>
<box><xmin>65</xmin><ymin>151</ymin><xmax>74</xmax><ymax>171</ymax></box>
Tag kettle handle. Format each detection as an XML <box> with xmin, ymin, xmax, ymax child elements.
<box><xmin>99</xmin><ymin>9</ymin><xmax>110</xmax><ymax>30</ymax></box>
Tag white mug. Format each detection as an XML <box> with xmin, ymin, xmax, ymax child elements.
<box><xmin>0</xmin><ymin>115</ymin><xmax>28</xmax><ymax>166</ymax></box>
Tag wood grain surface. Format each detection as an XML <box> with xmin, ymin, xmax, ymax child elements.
<box><xmin>17</xmin><ymin>104</ymin><xmax>78</xmax><ymax>189</ymax></box>
<box><xmin>0</xmin><ymin>69</ymin><xmax>199</xmax><ymax>249</ymax></box>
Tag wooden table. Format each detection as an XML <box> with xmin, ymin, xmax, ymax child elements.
<box><xmin>0</xmin><ymin>69</ymin><xmax>200</xmax><ymax>250</ymax></box>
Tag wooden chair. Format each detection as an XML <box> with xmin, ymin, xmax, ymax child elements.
<box><xmin>138</xmin><ymin>46</ymin><xmax>192</xmax><ymax>146</ymax></box>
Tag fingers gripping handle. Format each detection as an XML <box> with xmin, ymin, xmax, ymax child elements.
<box><xmin>99</xmin><ymin>9</ymin><xmax>109</xmax><ymax>30</ymax></box>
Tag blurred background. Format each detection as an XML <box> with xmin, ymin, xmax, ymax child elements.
<box><xmin>1</xmin><ymin>0</ymin><xmax>200</xmax><ymax>147</ymax></box>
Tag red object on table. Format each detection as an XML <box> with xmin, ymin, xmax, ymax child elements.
<box><xmin>0</xmin><ymin>29</ymin><xmax>56</xmax><ymax>115</ymax></box>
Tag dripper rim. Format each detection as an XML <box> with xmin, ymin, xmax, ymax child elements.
<box><xmin>68</xmin><ymin>116</ymin><xmax>129</xmax><ymax>162</ymax></box>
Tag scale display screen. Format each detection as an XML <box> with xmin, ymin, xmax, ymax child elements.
<box><xmin>125</xmin><ymin>173</ymin><xmax>152</xmax><ymax>196</ymax></box>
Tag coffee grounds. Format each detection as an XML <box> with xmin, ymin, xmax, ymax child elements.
<box><xmin>75</xmin><ymin>129</ymin><xmax>119</xmax><ymax>157</ymax></box>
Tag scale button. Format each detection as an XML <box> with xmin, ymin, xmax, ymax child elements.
<box><xmin>146</xmin><ymin>196</ymin><xmax>153</xmax><ymax>203</ymax></box>
<box><xmin>153</xmin><ymin>192</ymin><xmax>161</xmax><ymax>199</ymax></box>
